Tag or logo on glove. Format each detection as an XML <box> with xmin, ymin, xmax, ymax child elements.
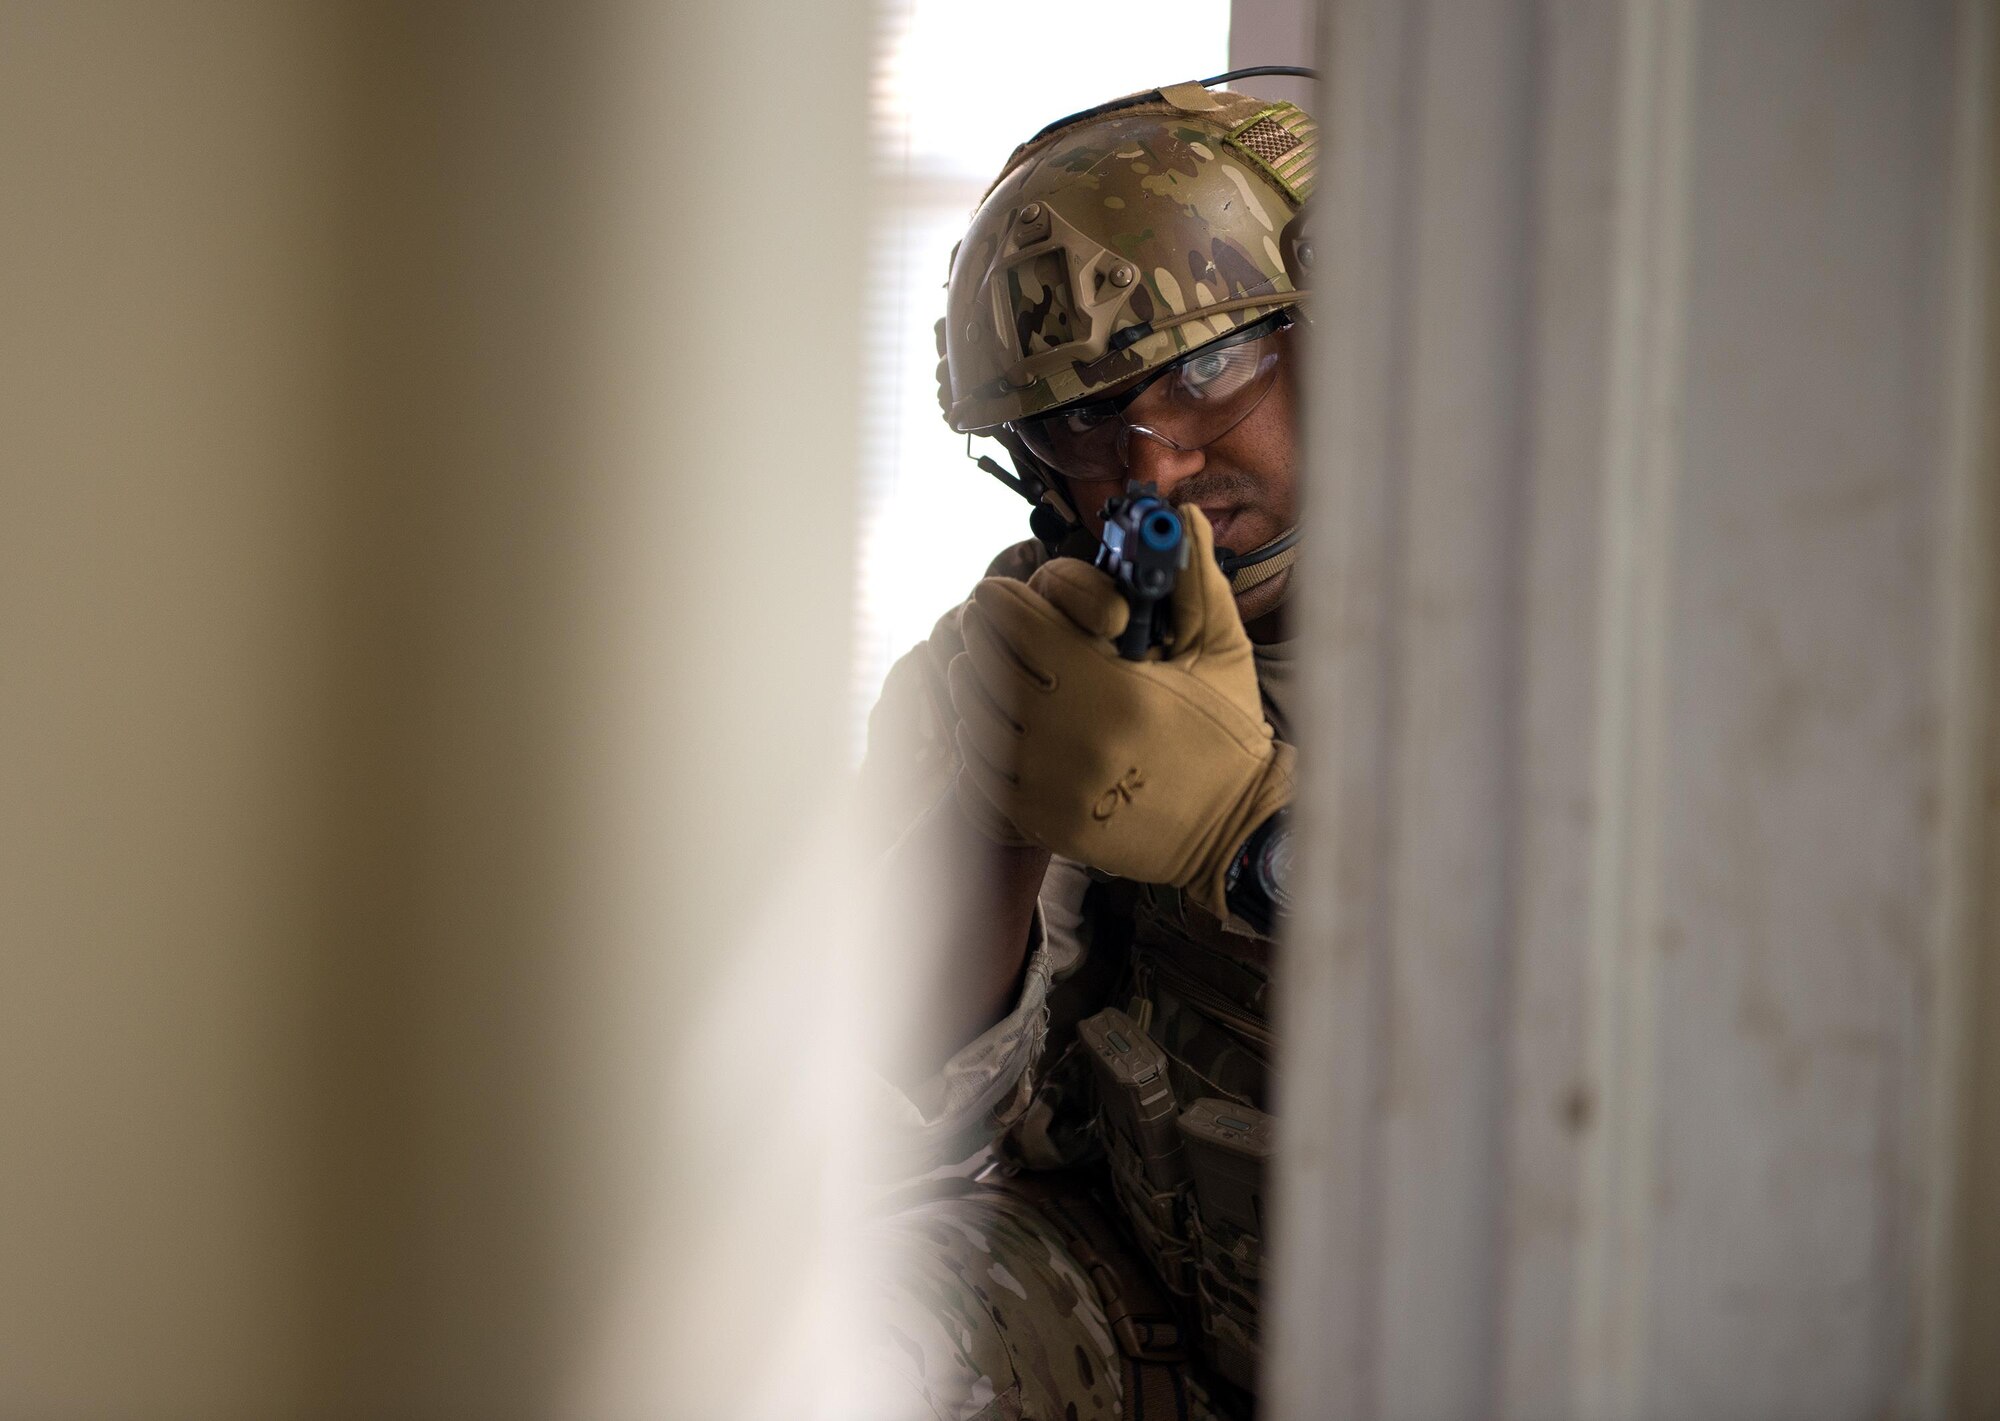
<box><xmin>1092</xmin><ymin>768</ymin><xmax>1146</xmax><ymax>821</ymax></box>
<box><xmin>949</xmin><ymin>506</ymin><xmax>1294</xmax><ymax>920</ymax></box>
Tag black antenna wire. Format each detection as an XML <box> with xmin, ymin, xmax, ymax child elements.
<box><xmin>1198</xmin><ymin>65</ymin><xmax>1318</xmax><ymax>86</ymax></box>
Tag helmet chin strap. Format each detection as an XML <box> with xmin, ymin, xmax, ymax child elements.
<box><xmin>1217</xmin><ymin>525</ymin><xmax>1300</xmax><ymax>596</ymax></box>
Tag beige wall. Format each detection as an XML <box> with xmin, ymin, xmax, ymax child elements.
<box><xmin>1271</xmin><ymin>2</ymin><xmax>2000</xmax><ymax>1417</ymax></box>
<box><xmin>0</xmin><ymin>4</ymin><xmax>866</xmax><ymax>1416</ymax></box>
<box><xmin>2</xmin><ymin>7</ymin><xmax>345</xmax><ymax>1411</ymax></box>
<box><xmin>1952</xmin><ymin>6</ymin><xmax>2000</xmax><ymax>1407</ymax></box>
<box><xmin>1228</xmin><ymin>0</ymin><xmax>1316</xmax><ymax>107</ymax></box>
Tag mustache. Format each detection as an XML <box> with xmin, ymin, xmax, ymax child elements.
<box><xmin>1163</xmin><ymin>470</ymin><xmax>1261</xmax><ymax>508</ymax></box>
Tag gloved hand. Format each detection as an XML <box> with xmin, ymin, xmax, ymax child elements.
<box><xmin>938</xmin><ymin>601</ymin><xmax>1036</xmax><ymax>851</ymax></box>
<box><xmin>949</xmin><ymin>506</ymin><xmax>1293</xmax><ymax>918</ymax></box>
<box><xmin>860</xmin><ymin>598</ymin><xmax>1037</xmax><ymax>849</ymax></box>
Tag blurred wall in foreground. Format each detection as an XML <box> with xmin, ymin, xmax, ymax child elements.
<box><xmin>1228</xmin><ymin>0</ymin><xmax>1316</xmax><ymax>108</ymax></box>
<box><xmin>1271</xmin><ymin>2</ymin><xmax>2000</xmax><ymax>1418</ymax></box>
<box><xmin>0</xmin><ymin>3</ymin><xmax>866</xmax><ymax>1417</ymax></box>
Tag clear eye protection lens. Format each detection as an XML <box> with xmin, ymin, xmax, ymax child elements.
<box><xmin>1010</xmin><ymin>324</ymin><xmax>1286</xmax><ymax>482</ymax></box>
<box><xmin>1015</xmin><ymin>414</ymin><xmax>1119</xmax><ymax>479</ymax></box>
<box><xmin>1170</xmin><ymin>341</ymin><xmax>1270</xmax><ymax>403</ymax></box>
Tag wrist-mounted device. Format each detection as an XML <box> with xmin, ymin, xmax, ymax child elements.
<box><xmin>1223</xmin><ymin>807</ymin><xmax>1293</xmax><ymax>936</ymax></box>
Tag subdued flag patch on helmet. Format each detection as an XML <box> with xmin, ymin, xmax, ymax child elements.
<box><xmin>1225</xmin><ymin>107</ymin><xmax>1317</xmax><ymax>204</ymax></box>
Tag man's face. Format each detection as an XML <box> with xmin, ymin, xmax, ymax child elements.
<box><xmin>1058</xmin><ymin>324</ymin><xmax>1300</xmax><ymax>627</ymax></box>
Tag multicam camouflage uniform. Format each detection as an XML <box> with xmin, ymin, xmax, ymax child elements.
<box><xmin>861</xmin><ymin>544</ymin><xmax>1295</xmax><ymax>1421</ymax></box>
<box><xmin>861</xmin><ymin>78</ymin><xmax>1315</xmax><ymax>1421</ymax></box>
<box><xmin>860</xmin><ymin>1181</ymin><xmax>1122</xmax><ymax>1421</ymax></box>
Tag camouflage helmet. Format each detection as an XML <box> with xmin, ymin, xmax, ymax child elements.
<box><xmin>943</xmin><ymin>79</ymin><xmax>1316</xmax><ymax>435</ymax></box>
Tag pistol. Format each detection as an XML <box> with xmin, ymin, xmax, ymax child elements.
<box><xmin>1092</xmin><ymin>484</ymin><xmax>1188</xmax><ymax>660</ymax></box>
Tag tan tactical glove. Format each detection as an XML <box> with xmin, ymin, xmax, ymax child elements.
<box><xmin>860</xmin><ymin>600</ymin><xmax>1035</xmax><ymax>848</ymax></box>
<box><xmin>949</xmin><ymin>507</ymin><xmax>1293</xmax><ymax>918</ymax></box>
<box><xmin>943</xmin><ymin>608</ymin><xmax>1037</xmax><ymax>850</ymax></box>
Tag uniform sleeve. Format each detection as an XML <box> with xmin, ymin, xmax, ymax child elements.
<box><xmin>865</xmin><ymin>858</ymin><xmax>1094</xmax><ymax>1178</ymax></box>
<box><xmin>858</xmin><ymin>541</ymin><xmax>1050</xmax><ymax>847</ymax></box>
<box><xmin>857</xmin><ymin>617</ymin><xmax>963</xmax><ymax>854</ymax></box>
<box><xmin>860</xmin><ymin>544</ymin><xmax>1068</xmax><ymax>1176</ymax></box>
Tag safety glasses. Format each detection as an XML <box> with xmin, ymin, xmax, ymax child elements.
<box><xmin>1008</xmin><ymin>314</ymin><xmax>1289</xmax><ymax>485</ymax></box>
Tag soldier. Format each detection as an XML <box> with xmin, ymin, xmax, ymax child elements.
<box><xmin>861</xmin><ymin>73</ymin><xmax>1313</xmax><ymax>1421</ymax></box>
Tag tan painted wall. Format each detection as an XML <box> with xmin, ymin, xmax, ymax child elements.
<box><xmin>0</xmin><ymin>4</ymin><xmax>866</xmax><ymax>1416</ymax></box>
<box><xmin>1951</xmin><ymin>8</ymin><xmax>2000</xmax><ymax>1409</ymax></box>
<box><xmin>1271</xmin><ymin>3</ymin><xmax>1998</xmax><ymax>1416</ymax></box>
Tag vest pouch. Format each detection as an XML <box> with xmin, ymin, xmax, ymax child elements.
<box><xmin>1077</xmin><ymin>1007</ymin><xmax>1190</xmax><ymax>1196</ymax></box>
<box><xmin>1176</xmin><ymin>1098</ymin><xmax>1273</xmax><ymax>1236</ymax></box>
<box><xmin>1078</xmin><ymin>1007</ymin><xmax>1195</xmax><ymax>1296</ymax></box>
<box><xmin>1177</xmin><ymin>1097</ymin><xmax>1276</xmax><ymax>1393</ymax></box>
